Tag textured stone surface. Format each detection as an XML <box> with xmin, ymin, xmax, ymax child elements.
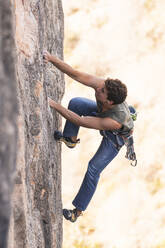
<box><xmin>9</xmin><ymin>0</ymin><xmax>64</xmax><ymax>247</ymax></box>
<box><xmin>0</xmin><ymin>0</ymin><xmax>18</xmax><ymax>247</ymax></box>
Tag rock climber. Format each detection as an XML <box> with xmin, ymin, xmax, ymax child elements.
<box><xmin>43</xmin><ymin>51</ymin><xmax>137</xmax><ymax>223</ymax></box>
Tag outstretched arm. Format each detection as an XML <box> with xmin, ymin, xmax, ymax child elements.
<box><xmin>43</xmin><ymin>51</ymin><xmax>105</xmax><ymax>90</ymax></box>
<box><xmin>48</xmin><ymin>98</ymin><xmax>121</xmax><ymax>131</ymax></box>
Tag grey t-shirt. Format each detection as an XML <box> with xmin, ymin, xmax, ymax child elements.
<box><xmin>96</xmin><ymin>101</ymin><xmax>134</xmax><ymax>137</ymax></box>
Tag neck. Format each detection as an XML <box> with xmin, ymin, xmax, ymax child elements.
<box><xmin>102</xmin><ymin>104</ymin><xmax>114</xmax><ymax>112</ymax></box>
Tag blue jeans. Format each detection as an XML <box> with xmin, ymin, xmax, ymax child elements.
<box><xmin>63</xmin><ymin>97</ymin><xmax>124</xmax><ymax>211</ymax></box>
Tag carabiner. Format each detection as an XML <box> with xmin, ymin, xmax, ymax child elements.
<box><xmin>131</xmin><ymin>159</ymin><xmax>137</xmax><ymax>167</ymax></box>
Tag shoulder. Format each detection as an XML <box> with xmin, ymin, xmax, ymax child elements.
<box><xmin>93</xmin><ymin>80</ymin><xmax>105</xmax><ymax>90</ymax></box>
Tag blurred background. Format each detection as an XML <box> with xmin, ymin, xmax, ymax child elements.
<box><xmin>61</xmin><ymin>0</ymin><xmax>165</xmax><ymax>247</ymax></box>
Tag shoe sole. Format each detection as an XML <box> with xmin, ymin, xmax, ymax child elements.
<box><xmin>57</xmin><ymin>137</ymin><xmax>77</xmax><ymax>148</ymax></box>
<box><xmin>63</xmin><ymin>209</ymin><xmax>77</xmax><ymax>223</ymax></box>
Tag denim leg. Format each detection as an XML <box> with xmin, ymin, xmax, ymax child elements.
<box><xmin>63</xmin><ymin>97</ymin><xmax>97</xmax><ymax>137</ymax></box>
<box><xmin>72</xmin><ymin>137</ymin><xmax>119</xmax><ymax>211</ymax></box>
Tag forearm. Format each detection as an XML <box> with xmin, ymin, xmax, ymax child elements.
<box><xmin>51</xmin><ymin>102</ymin><xmax>99</xmax><ymax>129</ymax></box>
<box><xmin>44</xmin><ymin>51</ymin><xmax>104</xmax><ymax>89</ymax></box>
<box><xmin>49</xmin><ymin>55</ymin><xmax>76</xmax><ymax>79</ymax></box>
<box><xmin>49</xmin><ymin>98</ymin><xmax>121</xmax><ymax>131</ymax></box>
<box><xmin>50</xmin><ymin>100</ymin><xmax>82</xmax><ymax>126</ymax></box>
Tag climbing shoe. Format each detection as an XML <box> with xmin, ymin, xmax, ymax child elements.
<box><xmin>54</xmin><ymin>130</ymin><xmax>80</xmax><ymax>148</ymax></box>
<box><xmin>63</xmin><ymin>208</ymin><xmax>82</xmax><ymax>223</ymax></box>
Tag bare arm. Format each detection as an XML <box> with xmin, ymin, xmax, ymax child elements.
<box><xmin>43</xmin><ymin>51</ymin><xmax>105</xmax><ymax>90</ymax></box>
<box><xmin>48</xmin><ymin>98</ymin><xmax>121</xmax><ymax>131</ymax></box>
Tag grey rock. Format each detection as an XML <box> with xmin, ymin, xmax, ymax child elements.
<box><xmin>0</xmin><ymin>0</ymin><xmax>18</xmax><ymax>247</ymax></box>
<box><xmin>9</xmin><ymin>0</ymin><xmax>64</xmax><ymax>247</ymax></box>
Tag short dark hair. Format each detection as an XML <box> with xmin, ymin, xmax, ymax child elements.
<box><xmin>105</xmin><ymin>78</ymin><xmax>127</xmax><ymax>104</ymax></box>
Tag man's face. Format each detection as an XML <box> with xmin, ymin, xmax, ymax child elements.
<box><xmin>95</xmin><ymin>84</ymin><xmax>114</xmax><ymax>107</ymax></box>
<box><xmin>95</xmin><ymin>84</ymin><xmax>107</xmax><ymax>101</ymax></box>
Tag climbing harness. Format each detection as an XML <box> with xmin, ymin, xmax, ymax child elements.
<box><xmin>124</xmin><ymin>135</ymin><xmax>137</xmax><ymax>167</ymax></box>
<box><xmin>111</xmin><ymin>131</ymin><xmax>137</xmax><ymax>167</ymax></box>
<box><xmin>129</xmin><ymin>105</ymin><xmax>138</xmax><ymax>121</ymax></box>
<box><xmin>101</xmin><ymin>105</ymin><xmax>138</xmax><ymax>167</ymax></box>
<box><xmin>124</xmin><ymin>105</ymin><xmax>137</xmax><ymax>166</ymax></box>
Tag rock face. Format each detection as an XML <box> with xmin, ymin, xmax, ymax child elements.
<box><xmin>9</xmin><ymin>0</ymin><xmax>64</xmax><ymax>247</ymax></box>
<box><xmin>0</xmin><ymin>0</ymin><xmax>18</xmax><ymax>247</ymax></box>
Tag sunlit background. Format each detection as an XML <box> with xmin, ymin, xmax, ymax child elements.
<box><xmin>61</xmin><ymin>0</ymin><xmax>165</xmax><ymax>247</ymax></box>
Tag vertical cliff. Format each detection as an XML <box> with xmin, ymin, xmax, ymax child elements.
<box><xmin>9</xmin><ymin>0</ymin><xmax>64</xmax><ymax>247</ymax></box>
<box><xmin>0</xmin><ymin>0</ymin><xmax>18</xmax><ymax>247</ymax></box>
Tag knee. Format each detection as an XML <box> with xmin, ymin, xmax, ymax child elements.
<box><xmin>68</xmin><ymin>97</ymin><xmax>82</xmax><ymax>110</ymax></box>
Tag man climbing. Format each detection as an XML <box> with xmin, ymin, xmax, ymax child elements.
<box><xmin>43</xmin><ymin>51</ymin><xmax>137</xmax><ymax>223</ymax></box>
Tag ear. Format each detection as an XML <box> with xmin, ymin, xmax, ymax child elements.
<box><xmin>107</xmin><ymin>100</ymin><xmax>114</xmax><ymax>105</ymax></box>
